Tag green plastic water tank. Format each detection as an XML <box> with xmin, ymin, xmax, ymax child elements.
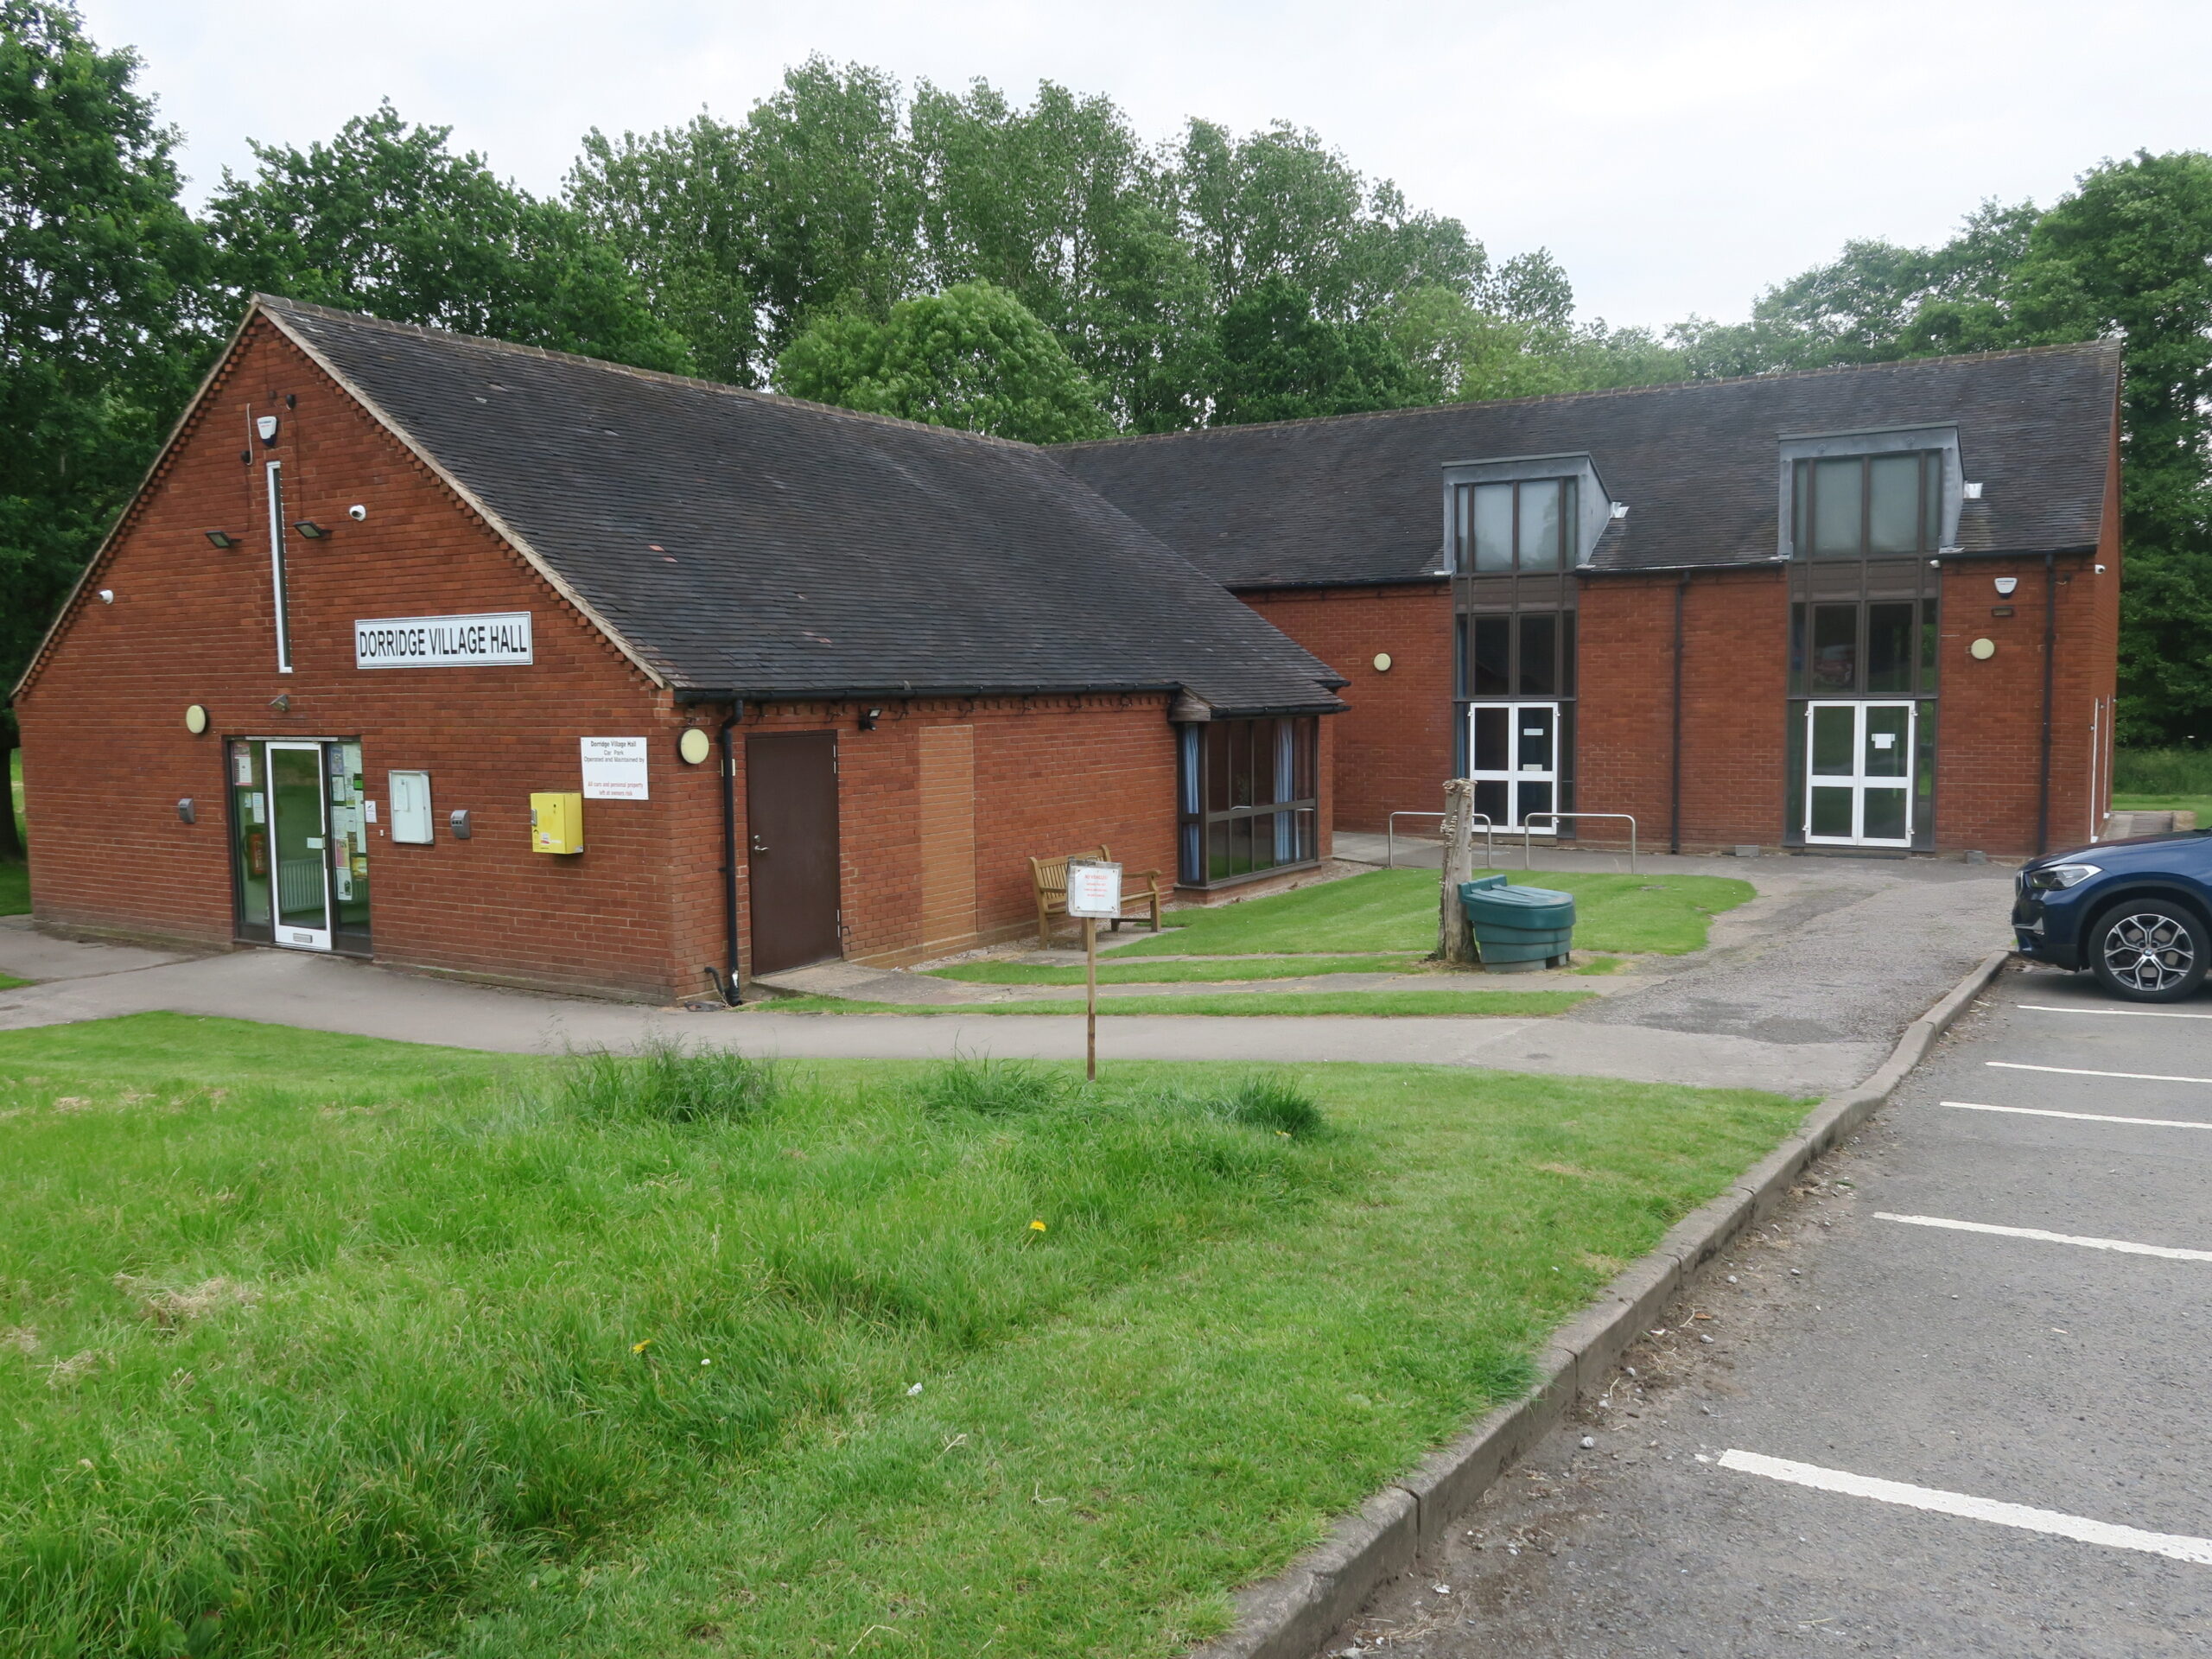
<box><xmin>1458</xmin><ymin>879</ymin><xmax>1576</xmax><ymax>965</ymax></box>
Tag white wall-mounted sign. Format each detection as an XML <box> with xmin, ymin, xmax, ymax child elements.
<box><xmin>1065</xmin><ymin>861</ymin><xmax>1122</xmax><ymax>918</ymax></box>
<box><xmin>388</xmin><ymin>770</ymin><xmax>433</xmax><ymax>842</ymax></box>
<box><xmin>581</xmin><ymin>736</ymin><xmax>649</xmax><ymax>800</ymax></box>
<box><xmin>354</xmin><ymin>612</ymin><xmax>533</xmax><ymax>669</ymax></box>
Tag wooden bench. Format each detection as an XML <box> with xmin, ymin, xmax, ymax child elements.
<box><xmin>1029</xmin><ymin>846</ymin><xmax>1165</xmax><ymax>947</ymax></box>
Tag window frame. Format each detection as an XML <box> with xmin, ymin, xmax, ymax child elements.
<box><xmin>1454</xmin><ymin>474</ymin><xmax>1580</xmax><ymax>574</ymax></box>
<box><xmin>1792</xmin><ymin>450</ymin><xmax>1943</xmax><ymax>558</ymax></box>
<box><xmin>1174</xmin><ymin>716</ymin><xmax>1322</xmax><ymax>887</ymax></box>
<box><xmin>1777</xmin><ymin>424</ymin><xmax>1961</xmax><ymax>562</ymax></box>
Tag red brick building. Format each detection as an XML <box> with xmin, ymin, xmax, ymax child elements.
<box><xmin>13</xmin><ymin>300</ymin><xmax>1344</xmax><ymax>1001</ymax></box>
<box><xmin>1057</xmin><ymin>344</ymin><xmax>2123</xmax><ymax>857</ymax></box>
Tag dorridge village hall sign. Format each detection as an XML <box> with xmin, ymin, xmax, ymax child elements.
<box><xmin>354</xmin><ymin>612</ymin><xmax>534</xmax><ymax>669</ymax></box>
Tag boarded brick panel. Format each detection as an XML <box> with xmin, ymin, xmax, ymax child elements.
<box><xmin>917</xmin><ymin>723</ymin><xmax>976</xmax><ymax>950</ymax></box>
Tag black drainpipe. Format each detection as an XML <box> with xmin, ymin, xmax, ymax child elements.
<box><xmin>716</xmin><ymin>705</ymin><xmax>744</xmax><ymax>1005</ymax></box>
<box><xmin>2036</xmin><ymin>552</ymin><xmax>2056</xmax><ymax>855</ymax></box>
<box><xmin>1669</xmin><ymin>573</ymin><xmax>1688</xmax><ymax>855</ymax></box>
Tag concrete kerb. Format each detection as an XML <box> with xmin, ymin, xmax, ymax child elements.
<box><xmin>1189</xmin><ymin>947</ymin><xmax>2013</xmax><ymax>1659</ymax></box>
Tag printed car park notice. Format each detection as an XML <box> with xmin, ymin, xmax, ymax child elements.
<box><xmin>581</xmin><ymin>736</ymin><xmax>650</xmax><ymax>800</ymax></box>
<box><xmin>354</xmin><ymin>613</ymin><xmax>534</xmax><ymax>668</ymax></box>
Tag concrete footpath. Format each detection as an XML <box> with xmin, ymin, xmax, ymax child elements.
<box><xmin>0</xmin><ymin>852</ymin><xmax>2012</xmax><ymax>1097</ymax></box>
<box><xmin>1331</xmin><ymin>962</ymin><xmax>2212</xmax><ymax>1656</ymax></box>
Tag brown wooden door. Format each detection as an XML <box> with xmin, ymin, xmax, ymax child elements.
<box><xmin>746</xmin><ymin>732</ymin><xmax>842</xmax><ymax>975</ymax></box>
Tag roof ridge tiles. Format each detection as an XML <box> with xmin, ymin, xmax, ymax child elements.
<box><xmin>1048</xmin><ymin>337</ymin><xmax>2123</xmax><ymax>451</ymax></box>
<box><xmin>250</xmin><ymin>294</ymin><xmax>1047</xmax><ymax>453</ymax></box>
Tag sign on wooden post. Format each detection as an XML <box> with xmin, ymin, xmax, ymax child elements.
<box><xmin>1065</xmin><ymin>861</ymin><xmax>1122</xmax><ymax>1081</ymax></box>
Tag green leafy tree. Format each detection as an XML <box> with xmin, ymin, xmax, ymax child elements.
<box><xmin>0</xmin><ymin>0</ymin><xmax>210</xmax><ymax>858</ymax></box>
<box><xmin>910</xmin><ymin>77</ymin><xmax>1211</xmax><ymax>431</ymax></box>
<box><xmin>209</xmin><ymin>103</ymin><xmax>690</xmax><ymax>372</ymax></box>
<box><xmin>774</xmin><ymin>279</ymin><xmax>1111</xmax><ymax>442</ymax></box>
<box><xmin>1211</xmin><ymin>274</ymin><xmax>1418</xmax><ymax>424</ymax></box>
<box><xmin>2005</xmin><ymin>154</ymin><xmax>2212</xmax><ymax>743</ymax></box>
<box><xmin>570</xmin><ymin>59</ymin><xmax>925</xmax><ymax>385</ymax></box>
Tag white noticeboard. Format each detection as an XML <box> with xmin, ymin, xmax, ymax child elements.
<box><xmin>1065</xmin><ymin>861</ymin><xmax>1122</xmax><ymax>918</ymax></box>
<box><xmin>388</xmin><ymin>770</ymin><xmax>433</xmax><ymax>843</ymax></box>
<box><xmin>581</xmin><ymin>736</ymin><xmax>650</xmax><ymax>800</ymax></box>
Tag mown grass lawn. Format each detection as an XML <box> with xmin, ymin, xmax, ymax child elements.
<box><xmin>1117</xmin><ymin>868</ymin><xmax>1753</xmax><ymax>958</ymax></box>
<box><xmin>765</xmin><ymin>988</ymin><xmax>1592</xmax><ymax>1016</ymax></box>
<box><xmin>0</xmin><ymin>860</ymin><xmax>26</xmax><ymax>918</ymax></box>
<box><xmin>1</xmin><ymin>1014</ymin><xmax>1802</xmax><ymax>1658</ymax></box>
<box><xmin>926</xmin><ymin>953</ymin><xmax>1424</xmax><ymax>985</ymax></box>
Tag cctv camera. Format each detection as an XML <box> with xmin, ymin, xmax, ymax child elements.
<box><xmin>98</xmin><ymin>589</ymin><xmax>114</xmax><ymax>604</ymax></box>
<box><xmin>347</xmin><ymin>504</ymin><xmax>367</xmax><ymax>521</ymax></box>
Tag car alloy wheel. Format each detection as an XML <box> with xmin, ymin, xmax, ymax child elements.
<box><xmin>2101</xmin><ymin>911</ymin><xmax>2198</xmax><ymax>995</ymax></box>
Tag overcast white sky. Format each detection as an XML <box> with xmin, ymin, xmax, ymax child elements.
<box><xmin>80</xmin><ymin>0</ymin><xmax>2212</xmax><ymax>330</ymax></box>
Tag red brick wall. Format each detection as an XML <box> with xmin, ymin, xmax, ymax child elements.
<box><xmin>16</xmin><ymin>321</ymin><xmax>715</xmax><ymax>1002</ymax></box>
<box><xmin>1935</xmin><ymin>548</ymin><xmax>2113</xmax><ymax>855</ymax></box>
<box><xmin>728</xmin><ymin>695</ymin><xmax>1182</xmax><ymax>970</ymax></box>
<box><xmin>1573</xmin><ymin>569</ymin><xmax>1789</xmax><ymax>852</ymax></box>
<box><xmin>1236</xmin><ymin>583</ymin><xmax>1452</xmax><ymax>832</ymax></box>
<box><xmin>15</xmin><ymin>320</ymin><xmax>1203</xmax><ymax>999</ymax></box>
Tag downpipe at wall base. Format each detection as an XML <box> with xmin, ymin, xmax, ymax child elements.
<box><xmin>715</xmin><ymin>706</ymin><xmax>744</xmax><ymax>1006</ymax></box>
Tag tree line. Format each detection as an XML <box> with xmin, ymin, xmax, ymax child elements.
<box><xmin>5</xmin><ymin>0</ymin><xmax>2211</xmax><ymax>840</ymax></box>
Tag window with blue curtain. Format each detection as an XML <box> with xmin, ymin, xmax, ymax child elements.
<box><xmin>1174</xmin><ymin>716</ymin><xmax>1319</xmax><ymax>887</ymax></box>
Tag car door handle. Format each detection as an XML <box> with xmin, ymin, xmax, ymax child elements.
<box><xmin>750</xmin><ymin>835</ymin><xmax>768</xmax><ymax>855</ymax></box>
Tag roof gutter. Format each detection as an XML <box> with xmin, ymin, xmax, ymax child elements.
<box><xmin>670</xmin><ymin>681</ymin><xmax>1350</xmax><ymax>707</ymax></box>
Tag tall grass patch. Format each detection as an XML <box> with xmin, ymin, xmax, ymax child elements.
<box><xmin>2113</xmin><ymin>746</ymin><xmax>2212</xmax><ymax>797</ymax></box>
<box><xmin>0</xmin><ymin>1023</ymin><xmax>1344</xmax><ymax>1658</ymax></box>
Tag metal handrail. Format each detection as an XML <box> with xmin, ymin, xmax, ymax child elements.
<box><xmin>1387</xmin><ymin>809</ymin><xmax>1494</xmax><ymax>868</ymax></box>
<box><xmin>1521</xmin><ymin>812</ymin><xmax>1638</xmax><ymax>874</ymax></box>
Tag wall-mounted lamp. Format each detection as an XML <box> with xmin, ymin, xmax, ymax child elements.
<box><xmin>1962</xmin><ymin>481</ymin><xmax>1984</xmax><ymax>499</ymax></box>
<box><xmin>1609</xmin><ymin>501</ymin><xmax>1630</xmax><ymax>520</ymax></box>
<box><xmin>858</xmin><ymin>707</ymin><xmax>883</xmax><ymax>731</ymax></box>
<box><xmin>176</xmin><ymin>798</ymin><xmax>196</xmax><ymax>825</ymax></box>
<box><xmin>1994</xmin><ymin>576</ymin><xmax>2018</xmax><ymax>597</ymax></box>
<box><xmin>205</xmin><ymin>531</ymin><xmax>242</xmax><ymax>550</ymax></box>
<box><xmin>677</xmin><ymin>728</ymin><xmax>713</xmax><ymax>765</ymax></box>
<box><xmin>269</xmin><ymin>693</ymin><xmax>290</xmax><ymax>713</ymax></box>
<box><xmin>292</xmin><ymin>520</ymin><xmax>328</xmax><ymax>540</ymax></box>
<box><xmin>98</xmin><ymin>588</ymin><xmax>114</xmax><ymax>604</ymax></box>
<box><xmin>183</xmin><ymin>704</ymin><xmax>208</xmax><ymax>734</ymax></box>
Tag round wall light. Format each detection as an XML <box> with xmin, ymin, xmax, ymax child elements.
<box><xmin>184</xmin><ymin>704</ymin><xmax>209</xmax><ymax>734</ymax></box>
<box><xmin>677</xmin><ymin>727</ymin><xmax>713</xmax><ymax>765</ymax></box>
<box><xmin>1969</xmin><ymin>638</ymin><xmax>1998</xmax><ymax>661</ymax></box>
<box><xmin>1372</xmin><ymin>652</ymin><xmax>1393</xmax><ymax>673</ymax></box>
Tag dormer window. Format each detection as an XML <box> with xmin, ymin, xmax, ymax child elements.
<box><xmin>1444</xmin><ymin>454</ymin><xmax>1603</xmax><ymax>575</ymax></box>
<box><xmin>1793</xmin><ymin>451</ymin><xmax>1943</xmax><ymax>556</ymax></box>
<box><xmin>1458</xmin><ymin>477</ymin><xmax>1579</xmax><ymax>573</ymax></box>
<box><xmin>1777</xmin><ymin>426</ymin><xmax>1961</xmax><ymax>560</ymax></box>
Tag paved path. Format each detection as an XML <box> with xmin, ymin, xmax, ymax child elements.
<box><xmin>1333</xmin><ymin>963</ymin><xmax>2212</xmax><ymax>1656</ymax></box>
<box><xmin>0</xmin><ymin>854</ymin><xmax>2013</xmax><ymax>1098</ymax></box>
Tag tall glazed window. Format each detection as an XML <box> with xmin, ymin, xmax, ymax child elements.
<box><xmin>1175</xmin><ymin>717</ymin><xmax>1319</xmax><ymax>887</ymax></box>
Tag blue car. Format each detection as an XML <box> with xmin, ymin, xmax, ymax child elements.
<box><xmin>2014</xmin><ymin>828</ymin><xmax>2212</xmax><ymax>1001</ymax></box>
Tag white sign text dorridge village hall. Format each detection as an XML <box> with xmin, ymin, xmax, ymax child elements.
<box><xmin>353</xmin><ymin>612</ymin><xmax>535</xmax><ymax>669</ymax></box>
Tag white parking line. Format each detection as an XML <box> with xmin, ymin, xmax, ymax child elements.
<box><xmin>1875</xmin><ymin>1211</ymin><xmax>2212</xmax><ymax>1262</ymax></box>
<box><xmin>1942</xmin><ymin>1100</ymin><xmax>2212</xmax><ymax>1132</ymax></box>
<box><xmin>1719</xmin><ymin>1451</ymin><xmax>2212</xmax><ymax>1566</ymax></box>
<box><xmin>1989</xmin><ymin>1061</ymin><xmax>2212</xmax><ymax>1085</ymax></box>
<box><xmin>2018</xmin><ymin>1004</ymin><xmax>2212</xmax><ymax>1020</ymax></box>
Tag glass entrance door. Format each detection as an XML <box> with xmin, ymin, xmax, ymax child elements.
<box><xmin>265</xmin><ymin>741</ymin><xmax>334</xmax><ymax>950</ymax></box>
<box><xmin>1806</xmin><ymin>702</ymin><xmax>1915</xmax><ymax>847</ymax></box>
<box><xmin>1469</xmin><ymin>702</ymin><xmax>1560</xmax><ymax>832</ymax></box>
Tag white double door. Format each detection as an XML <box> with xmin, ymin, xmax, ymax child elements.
<box><xmin>1468</xmin><ymin>702</ymin><xmax>1559</xmax><ymax>832</ymax></box>
<box><xmin>1806</xmin><ymin>701</ymin><xmax>1915</xmax><ymax>847</ymax></box>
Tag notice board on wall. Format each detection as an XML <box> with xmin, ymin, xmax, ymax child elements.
<box><xmin>581</xmin><ymin>737</ymin><xmax>650</xmax><ymax>800</ymax></box>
